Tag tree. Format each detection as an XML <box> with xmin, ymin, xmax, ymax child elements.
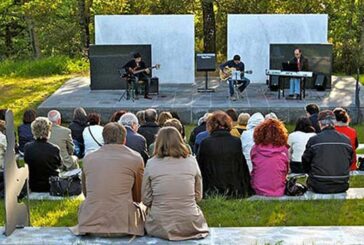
<box><xmin>201</xmin><ymin>0</ymin><xmax>216</xmax><ymax>53</ymax></box>
<box><xmin>78</xmin><ymin>0</ymin><xmax>93</xmax><ymax>56</ymax></box>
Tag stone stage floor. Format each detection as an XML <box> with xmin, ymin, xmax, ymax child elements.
<box><xmin>1</xmin><ymin>226</ymin><xmax>364</xmax><ymax>244</ymax></box>
<box><xmin>38</xmin><ymin>76</ymin><xmax>363</xmax><ymax>123</ymax></box>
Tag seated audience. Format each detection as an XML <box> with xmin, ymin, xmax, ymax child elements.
<box><xmin>142</xmin><ymin>127</ymin><xmax>209</xmax><ymax>240</ymax></box>
<box><xmin>138</xmin><ymin>108</ymin><xmax>160</xmax><ymax>148</ymax></box>
<box><xmin>0</xmin><ymin>120</ymin><xmax>6</xmax><ymax>169</ymax></box>
<box><xmin>149</xmin><ymin>118</ymin><xmax>192</xmax><ymax>156</ymax></box>
<box><xmin>334</xmin><ymin>108</ymin><xmax>358</xmax><ymax>170</ymax></box>
<box><xmin>157</xmin><ymin>111</ymin><xmax>173</xmax><ymax>126</ymax></box>
<box><xmin>18</xmin><ymin>109</ymin><xmax>36</xmax><ymax>154</ymax></box>
<box><xmin>302</xmin><ymin>110</ymin><xmax>353</xmax><ymax>194</ymax></box>
<box><xmin>265</xmin><ymin>112</ymin><xmax>278</xmax><ymax>120</ymax></box>
<box><xmin>48</xmin><ymin>110</ymin><xmax>78</xmax><ymax>170</ymax></box>
<box><xmin>305</xmin><ymin>103</ymin><xmax>321</xmax><ymax>133</ymax></box>
<box><xmin>225</xmin><ymin>108</ymin><xmax>238</xmax><ymax>126</ymax></box>
<box><xmin>109</xmin><ymin>110</ymin><xmax>127</xmax><ymax>123</ymax></box>
<box><xmin>73</xmin><ymin>123</ymin><xmax>144</xmax><ymax>236</ymax></box>
<box><xmin>241</xmin><ymin>112</ymin><xmax>264</xmax><ymax>172</ymax></box>
<box><xmin>118</xmin><ymin>113</ymin><xmax>149</xmax><ymax>164</ymax></box>
<box><xmin>251</xmin><ymin>119</ymin><xmax>289</xmax><ymax>197</ymax></box>
<box><xmin>83</xmin><ymin>113</ymin><xmax>104</xmax><ymax>156</ymax></box>
<box><xmin>69</xmin><ymin>107</ymin><xmax>88</xmax><ymax>158</ymax></box>
<box><xmin>170</xmin><ymin>111</ymin><xmax>186</xmax><ymax>138</ymax></box>
<box><xmin>231</xmin><ymin>112</ymin><xmax>250</xmax><ymax>138</ymax></box>
<box><xmin>194</xmin><ymin>113</ymin><xmax>212</xmax><ymax>154</ymax></box>
<box><xmin>288</xmin><ymin>117</ymin><xmax>316</xmax><ymax>173</ymax></box>
<box><xmin>189</xmin><ymin>113</ymin><xmax>209</xmax><ymax>153</ymax></box>
<box><xmin>24</xmin><ymin>117</ymin><xmax>61</xmax><ymax>192</ymax></box>
<box><xmin>136</xmin><ymin>110</ymin><xmax>146</xmax><ymax>126</ymax></box>
<box><xmin>197</xmin><ymin>111</ymin><xmax>253</xmax><ymax>198</ymax></box>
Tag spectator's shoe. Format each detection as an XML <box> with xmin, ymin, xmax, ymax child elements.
<box><xmin>144</xmin><ymin>95</ymin><xmax>152</xmax><ymax>100</ymax></box>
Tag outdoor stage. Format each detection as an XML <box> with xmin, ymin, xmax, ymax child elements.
<box><xmin>37</xmin><ymin>76</ymin><xmax>363</xmax><ymax>124</ymax></box>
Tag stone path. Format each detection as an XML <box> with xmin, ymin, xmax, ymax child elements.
<box><xmin>1</xmin><ymin>226</ymin><xmax>364</xmax><ymax>244</ymax></box>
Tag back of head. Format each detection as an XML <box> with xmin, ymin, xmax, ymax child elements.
<box><xmin>253</xmin><ymin>119</ymin><xmax>288</xmax><ymax>147</ymax></box>
<box><xmin>47</xmin><ymin>110</ymin><xmax>61</xmax><ymax>125</ymax></box>
<box><xmin>109</xmin><ymin>110</ymin><xmax>127</xmax><ymax>123</ymax></box>
<box><xmin>0</xmin><ymin>109</ymin><xmax>6</xmax><ymax>121</ymax></box>
<box><xmin>31</xmin><ymin>117</ymin><xmax>52</xmax><ymax>140</ymax></box>
<box><xmin>73</xmin><ymin>107</ymin><xmax>87</xmax><ymax>125</ymax></box>
<box><xmin>333</xmin><ymin>107</ymin><xmax>350</xmax><ymax>125</ymax></box>
<box><xmin>145</xmin><ymin>108</ymin><xmax>157</xmax><ymax>123</ymax></box>
<box><xmin>206</xmin><ymin>111</ymin><xmax>233</xmax><ymax>133</ymax></box>
<box><xmin>318</xmin><ymin>110</ymin><xmax>336</xmax><ymax>129</ymax></box>
<box><xmin>136</xmin><ymin>110</ymin><xmax>145</xmax><ymax>125</ymax></box>
<box><xmin>237</xmin><ymin>113</ymin><xmax>250</xmax><ymax>126</ymax></box>
<box><xmin>88</xmin><ymin>113</ymin><xmax>101</xmax><ymax>126</ymax></box>
<box><xmin>294</xmin><ymin>117</ymin><xmax>315</xmax><ymax>133</ymax></box>
<box><xmin>102</xmin><ymin>122</ymin><xmax>126</xmax><ymax>145</ymax></box>
<box><xmin>305</xmin><ymin>104</ymin><xmax>320</xmax><ymax>116</ymax></box>
<box><xmin>154</xmin><ymin>127</ymin><xmax>189</xmax><ymax>158</ymax></box>
<box><xmin>265</xmin><ymin>112</ymin><xmax>278</xmax><ymax>120</ymax></box>
<box><xmin>157</xmin><ymin>111</ymin><xmax>173</xmax><ymax>126</ymax></box>
<box><xmin>247</xmin><ymin>112</ymin><xmax>264</xmax><ymax>129</ymax></box>
<box><xmin>0</xmin><ymin>120</ymin><xmax>5</xmax><ymax>134</ymax></box>
<box><xmin>23</xmin><ymin>109</ymin><xmax>37</xmax><ymax>124</ymax></box>
<box><xmin>163</xmin><ymin>118</ymin><xmax>183</xmax><ymax>135</ymax></box>
<box><xmin>226</xmin><ymin>108</ymin><xmax>238</xmax><ymax>122</ymax></box>
<box><xmin>118</xmin><ymin>112</ymin><xmax>138</xmax><ymax>128</ymax></box>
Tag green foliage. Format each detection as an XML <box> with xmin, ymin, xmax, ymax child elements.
<box><xmin>0</xmin><ymin>56</ymin><xmax>89</xmax><ymax>77</ymax></box>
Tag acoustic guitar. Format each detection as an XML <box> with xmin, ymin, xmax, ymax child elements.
<box><xmin>219</xmin><ymin>66</ymin><xmax>253</xmax><ymax>81</ymax></box>
<box><xmin>122</xmin><ymin>64</ymin><xmax>161</xmax><ymax>79</ymax></box>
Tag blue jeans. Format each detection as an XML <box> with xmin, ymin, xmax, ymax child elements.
<box><xmin>228</xmin><ymin>77</ymin><xmax>251</xmax><ymax>96</ymax></box>
<box><xmin>289</xmin><ymin>78</ymin><xmax>301</xmax><ymax>95</ymax></box>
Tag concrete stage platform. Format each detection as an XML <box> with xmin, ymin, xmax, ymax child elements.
<box><xmin>2</xmin><ymin>226</ymin><xmax>364</xmax><ymax>244</ymax></box>
<box><xmin>38</xmin><ymin>76</ymin><xmax>363</xmax><ymax>123</ymax></box>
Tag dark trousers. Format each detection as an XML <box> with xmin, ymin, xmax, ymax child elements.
<box><xmin>128</xmin><ymin>74</ymin><xmax>150</xmax><ymax>97</ymax></box>
<box><xmin>290</xmin><ymin>161</ymin><xmax>305</xmax><ymax>173</ymax></box>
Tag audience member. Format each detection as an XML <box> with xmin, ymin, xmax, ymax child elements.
<box><xmin>334</xmin><ymin>108</ymin><xmax>358</xmax><ymax>170</ymax></box>
<box><xmin>69</xmin><ymin>107</ymin><xmax>88</xmax><ymax>158</ymax></box>
<box><xmin>0</xmin><ymin>120</ymin><xmax>6</xmax><ymax>169</ymax></box>
<box><xmin>305</xmin><ymin>103</ymin><xmax>321</xmax><ymax>133</ymax></box>
<box><xmin>136</xmin><ymin>110</ymin><xmax>146</xmax><ymax>126</ymax></box>
<box><xmin>138</xmin><ymin>108</ymin><xmax>160</xmax><ymax>148</ymax></box>
<box><xmin>0</xmin><ymin>109</ymin><xmax>5</xmax><ymax>120</ymax></box>
<box><xmin>24</xmin><ymin>117</ymin><xmax>61</xmax><ymax>192</ymax></box>
<box><xmin>118</xmin><ymin>112</ymin><xmax>149</xmax><ymax>164</ymax></box>
<box><xmin>265</xmin><ymin>112</ymin><xmax>278</xmax><ymax>120</ymax></box>
<box><xmin>189</xmin><ymin>113</ymin><xmax>209</xmax><ymax>152</ymax></box>
<box><xmin>73</xmin><ymin>123</ymin><xmax>144</xmax><ymax>236</ymax></box>
<box><xmin>225</xmin><ymin>108</ymin><xmax>238</xmax><ymax>125</ymax></box>
<box><xmin>18</xmin><ymin>109</ymin><xmax>36</xmax><ymax>154</ymax></box>
<box><xmin>241</xmin><ymin>112</ymin><xmax>264</xmax><ymax>172</ymax></box>
<box><xmin>83</xmin><ymin>113</ymin><xmax>104</xmax><ymax>156</ymax></box>
<box><xmin>48</xmin><ymin>110</ymin><xmax>78</xmax><ymax>170</ymax></box>
<box><xmin>143</xmin><ymin>127</ymin><xmax>209</xmax><ymax>240</ymax></box>
<box><xmin>251</xmin><ymin>119</ymin><xmax>289</xmax><ymax>197</ymax></box>
<box><xmin>302</xmin><ymin>110</ymin><xmax>353</xmax><ymax>194</ymax></box>
<box><xmin>170</xmin><ymin>111</ymin><xmax>186</xmax><ymax>138</ymax></box>
<box><xmin>231</xmin><ymin>112</ymin><xmax>250</xmax><ymax>138</ymax></box>
<box><xmin>288</xmin><ymin>117</ymin><xmax>316</xmax><ymax>173</ymax></box>
<box><xmin>157</xmin><ymin>111</ymin><xmax>173</xmax><ymax>126</ymax></box>
<box><xmin>197</xmin><ymin>111</ymin><xmax>253</xmax><ymax>198</ymax></box>
<box><xmin>109</xmin><ymin>110</ymin><xmax>127</xmax><ymax>123</ymax></box>
<box><xmin>149</xmin><ymin>118</ymin><xmax>192</xmax><ymax>156</ymax></box>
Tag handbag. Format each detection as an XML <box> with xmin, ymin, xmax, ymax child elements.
<box><xmin>285</xmin><ymin>175</ymin><xmax>308</xmax><ymax>196</ymax></box>
<box><xmin>49</xmin><ymin>169</ymin><xmax>82</xmax><ymax>196</ymax></box>
<box><xmin>358</xmin><ymin>157</ymin><xmax>364</xmax><ymax>171</ymax></box>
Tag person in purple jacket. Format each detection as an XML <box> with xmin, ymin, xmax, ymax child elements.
<box><xmin>250</xmin><ymin>118</ymin><xmax>289</xmax><ymax>197</ymax></box>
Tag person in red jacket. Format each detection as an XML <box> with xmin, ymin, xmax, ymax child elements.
<box><xmin>333</xmin><ymin>108</ymin><xmax>358</xmax><ymax>170</ymax></box>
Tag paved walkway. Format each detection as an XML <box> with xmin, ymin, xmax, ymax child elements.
<box><xmin>1</xmin><ymin>227</ymin><xmax>364</xmax><ymax>244</ymax></box>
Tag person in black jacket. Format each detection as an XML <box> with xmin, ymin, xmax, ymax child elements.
<box><xmin>197</xmin><ymin>111</ymin><xmax>253</xmax><ymax>198</ymax></box>
<box><xmin>138</xmin><ymin>108</ymin><xmax>160</xmax><ymax>148</ymax></box>
<box><xmin>302</xmin><ymin>110</ymin><xmax>353</xmax><ymax>194</ymax></box>
<box><xmin>189</xmin><ymin>113</ymin><xmax>210</xmax><ymax>153</ymax></box>
<box><xmin>305</xmin><ymin>103</ymin><xmax>321</xmax><ymax>133</ymax></box>
<box><xmin>24</xmin><ymin>117</ymin><xmax>61</xmax><ymax>192</ymax></box>
<box><xmin>119</xmin><ymin>112</ymin><xmax>149</xmax><ymax>164</ymax></box>
<box><xmin>18</xmin><ymin>109</ymin><xmax>37</xmax><ymax>154</ymax></box>
<box><xmin>69</xmin><ymin>107</ymin><xmax>88</xmax><ymax>158</ymax></box>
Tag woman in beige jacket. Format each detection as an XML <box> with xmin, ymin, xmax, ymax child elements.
<box><xmin>142</xmin><ymin>127</ymin><xmax>209</xmax><ymax>241</ymax></box>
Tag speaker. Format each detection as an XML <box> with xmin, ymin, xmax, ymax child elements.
<box><xmin>196</xmin><ymin>53</ymin><xmax>216</xmax><ymax>71</ymax></box>
<box><xmin>269</xmin><ymin>75</ymin><xmax>280</xmax><ymax>91</ymax></box>
<box><xmin>314</xmin><ymin>73</ymin><xmax>326</xmax><ymax>91</ymax></box>
<box><xmin>150</xmin><ymin>77</ymin><xmax>159</xmax><ymax>95</ymax></box>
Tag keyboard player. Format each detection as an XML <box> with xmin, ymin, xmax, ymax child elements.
<box><xmin>288</xmin><ymin>48</ymin><xmax>309</xmax><ymax>99</ymax></box>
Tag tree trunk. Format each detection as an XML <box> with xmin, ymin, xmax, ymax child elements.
<box><xmin>4</xmin><ymin>25</ymin><xmax>13</xmax><ymax>57</ymax></box>
<box><xmin>25</xmin><ymin>16</ymin><xmax>41</xmax><ymax>58</ymax></box>
<box><xmin>201</xmin><ymin>0</ymin><xmax>216</xmax><ymax>53</ymax></box>
<box><xmin>78</xmin><ymin>0</ymin><xmax>93</xmax><ymax>56</ymax></box>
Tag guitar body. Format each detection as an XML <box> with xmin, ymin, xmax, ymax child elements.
<box><xmin>219</xmin><ymin>66</ymin><xmax>253</xmax><ymax>81</ymax></box>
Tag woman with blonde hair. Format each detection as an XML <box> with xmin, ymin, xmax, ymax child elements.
<box><xmin>157</xmin><ymin>111</ymin><xmax>173</xmax><ymax>126</ymax></box>
<box><xmin>142</xmin><ymin>127</ymin><xmax>209</xmax><ymax>241</ymax></box>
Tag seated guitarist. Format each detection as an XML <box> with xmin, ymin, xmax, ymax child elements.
<box><xmin>220</xmin><ymin>55</ymin><xmax>250</xmax><ymax>101</ymax></box>
<box><xmin>123</xmin><ymin>53</ymin><xmax>152</xmax><ymax>100</ymax></box>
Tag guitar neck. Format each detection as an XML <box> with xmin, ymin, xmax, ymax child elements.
<box><xmin>133</xmin><ymin>66</ymin><xmax>155</xmax><ymax>75</ymax></box>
